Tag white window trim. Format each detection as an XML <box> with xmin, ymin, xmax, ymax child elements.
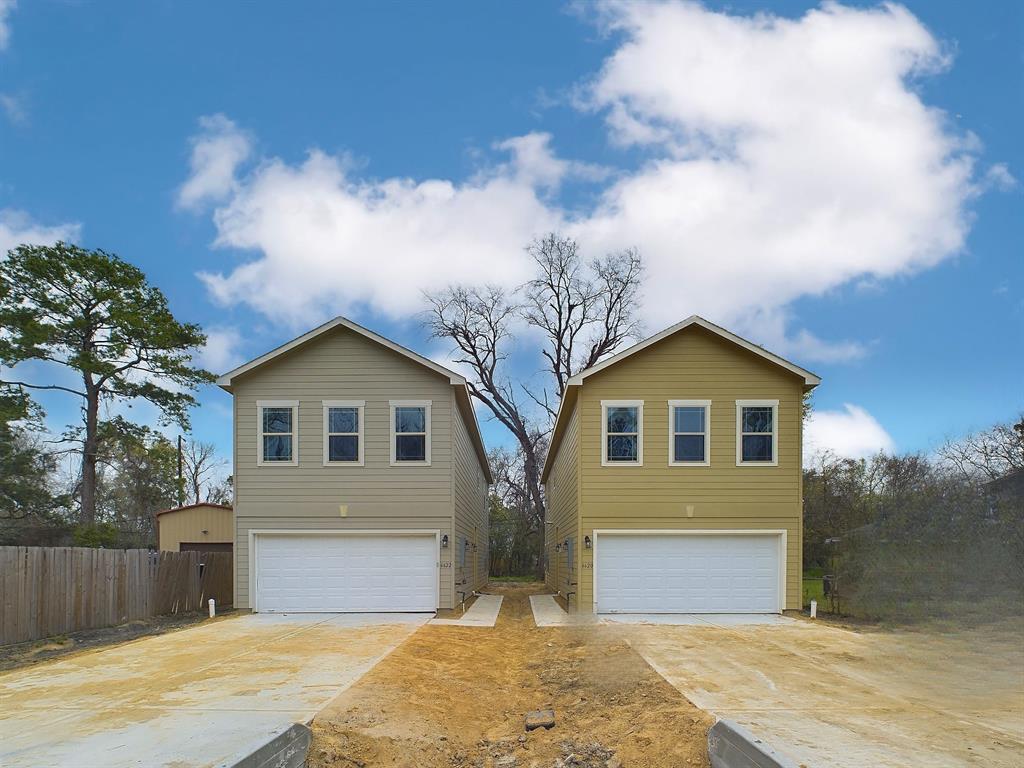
<box><xmin>322</xmin><ymin>400</ymin><xmax>365</xmax><ymax>466</ymax></box>
<box><xmin>736</xmin><ymin>399</ymin><xmax>779</xmax><ymax>467</ymax></box>
<box><xmin>668</xmin><ymin>399</ymin><xmax>711</xmax><ymax>467</ymax></box>
<box><xmin>257</xmin><ymin>400</ymin><xmax>299</xmax><ymax>467</ymax></box>
<box><xmin>390</xmin><ymin>400</ymin><xmax>432</xmax><ymax>466</ymax></box>
<box><xmin>601</xmin><ymin>400</ymin><xmax>644</xmax><ymax>467</ymax></box>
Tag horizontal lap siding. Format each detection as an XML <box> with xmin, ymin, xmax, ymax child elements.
<box><xmin>232</xmin><ymin>327</ymin><xmax>457</xmax><ymax>609</ymax></box>
<box><xmin>452</xmin><ymin>402</ymin><xmax>489</xmax><ymax>598</ymax></box>
<box><xmin>544</xmin><ymin>404</ymin><xmax>580</xmax><ymax>603</ymax></box>
<box><xmin>576</xmin><ymin>326</ymin><xmax>804</xmax><ymax>611</ymax></box>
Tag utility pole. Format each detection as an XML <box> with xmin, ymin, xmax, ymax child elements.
<box><xmin>177</xmin><ymin>435</ymin><xmax>184</xmax><ymax>507</ymax></box>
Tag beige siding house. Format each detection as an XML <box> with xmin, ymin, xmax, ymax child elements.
<box><xmin>156</xmin><ymin>503</ymin><xmax>233</xmax><ymax>553</ymax></box>
<box><xmin>541</xmin><ymin>316</ymin><xmax>819</xmax><ymax>614</ymax></box>
<box><xmin>218</xmin><ymin>317</ymin><xmax>491</xmax><ymax>613</ymax></box>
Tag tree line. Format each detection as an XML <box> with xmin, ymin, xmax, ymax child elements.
<box><xmin>804</xmin><ymin>418</ymin><xmax>1023</xmax><ymax>620</ymax></box>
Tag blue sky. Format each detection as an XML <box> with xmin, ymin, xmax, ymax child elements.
<box><xmin>0</xmin><ymin>0</ymin><xmax>1020</xmax><ymax>469</ymax></box>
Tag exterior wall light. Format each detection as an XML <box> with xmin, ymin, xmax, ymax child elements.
<box><xmin>441</xmin><ymin>534</ymin><xmax>449</xmax><ymax>548</ymax></box>
<box><xmin>584</xmin><ymin>535</ymin><xmax>592</xmax><ymax>549</ymax></box>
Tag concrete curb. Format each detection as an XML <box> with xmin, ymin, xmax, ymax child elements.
<box><xmin>226</xmin><ymin>723</ymin><xmax>312</xmax><ymax>768</ymax></box>
<box><xmin>708</xmin><ymin>719</ymin><xmax>799</xmax><ymax>768</ymax></box>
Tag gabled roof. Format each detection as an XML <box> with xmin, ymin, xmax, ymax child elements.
<box><xmin>541</xmin><ymin>315</ymin><xmax>820</xmax><ymax>483</ymax></box>
<box><xmin>215</xmin><ymin>315</ymin><xmax>493</xmax><ymax>483</ymax></box>
<box><xmin>216</xmin><ymin>316</ymin><xmax>467</xmax><ymax>389</ymax></box>
<box><xmin>566</xmin><ymin>315</ymin><xmax>820</xmax><ymax>388</ymax></box>
<box><xmin>156</xmin><ymin>502</ymin><xmax>232</xmax><ymax>518</ymax></box>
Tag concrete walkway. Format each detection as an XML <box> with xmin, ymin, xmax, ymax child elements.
<box><xmin>0</xmin><ymin>613</ymin><xmax>428</xmax><ymax>768</ymax></box>
<box><xmin>430</xmin><ymin>594</ymin><xmax>504</xmax><ymax>626</ymax></box>
<box><xmin>529</xmin><ymin>594</ymin><xmax>598</xmax><ymax>626</ymax></box>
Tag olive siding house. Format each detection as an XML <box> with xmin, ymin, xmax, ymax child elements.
<box><xmin>541</xmin><ymin>316</ymin><xmax>820</xmax><ymax>614</ymax></box>
<box><xmin>218</xmin><ymin>317</ymin><xmax>492</xmax><ymax>613</ymax></box>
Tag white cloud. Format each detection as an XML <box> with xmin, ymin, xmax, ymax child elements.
<box><xmin>805</xmin><ymin>403</ymin><xmax>896</xmax><ymax>462</ymax></box>
<box><xmin>983</xmin><ymin>163</ymin><xmax>1017</xmax><ymax>192</ymax></box>
<box><xmin>0</xmin><ymin>209</ymin><xmax>80</xmax><ymax>257</ymax></box>
<box><xmin>197</xmin><ymin>144</ymin><xmax>556</xmax><ymax>325</ymax></box>
<box><xmin>197</xmin><ymin>326</ymin><xmax>246</xmax><ymax>374</ymax></box>
<box><xmin>0</xmin><ymin>93</ymin><xmax>26</xmax><ymax>125</ymax></box>
<box><xmin>727</xmin><ymin>307</ymin><xmax>868</xmax><ymax>364</ymax></box>
<box><xmin>493</xmin><ymin>133</ymin><xmax>610</xmax><ymax>190</ymax></box>
<box><xmin>573</xmin><ymin>1</ymin><xmax>974</xmax><ymax>348</ymax></box>
<box><xmin>185</xmin><ymin>2</ymin><xmax>987</xmax><ymax>362</ymax></box>
<box><xmin>176</xmin><ymin>114</ymin><xmax>253</xmax><ymax>211</ymax></box>
<box><xmin>0</xmin><ymin>0</ymin><xmax>14</xmax><ymax>51</ymax></box>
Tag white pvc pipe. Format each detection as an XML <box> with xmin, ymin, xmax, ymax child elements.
<box><xmin>810</xmin><ymin>600</ymin><xmax>817</xmax><ymax>619</ymax></box>
<box><xmin>208</xmin><ymin>598</ymin><xmax>216</xmax><ymax>618</ymax></box>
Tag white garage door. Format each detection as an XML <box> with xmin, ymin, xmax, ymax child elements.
<box><xmin>254</xmin><ymin>533</ymin><xmax>437</xmax><ymax>613</ymax></box>
<box><xmin>595</xmin><ymin>533</ymin><xmax>781</xmax><ymax>613</ymax></box>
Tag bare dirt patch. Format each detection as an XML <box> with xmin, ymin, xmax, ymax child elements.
<box><xmin>308</xmin><ymin>584</ymin><xmax>712</xmax><ymax>768</ymax></box>
<box><xmin>0</xmin><ymin>610</ymin><xmax>238</xmax><ymax>672</ymax></box>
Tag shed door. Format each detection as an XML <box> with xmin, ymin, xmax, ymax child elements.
<box><xmin>255</xmin><ymin>533</ymin><xmax>437</xmax><ymax>612</ymax></box>
<box><xmin>180</xmin><ymin>542</ymin><xmax>233</xmax><ymax>554</ymax></box>
<box><xmin>595</xmin><ymin>533</ymin><xmax>781</xmax><ymax>613</ymax></box>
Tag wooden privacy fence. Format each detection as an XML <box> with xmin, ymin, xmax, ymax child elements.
<box><xmin>0</xmin><ymin>547</ymin><xmax>233</xmax><ymax>646</ymax></box>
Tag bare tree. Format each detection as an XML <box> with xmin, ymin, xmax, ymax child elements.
<box><xmin>938</xmin><ymin>416</ymin><xmax>1024</xmax><ymax>482</ymax></box>
<box><xmin>425</xmin><ymin>234</ymin><xmax>644</xmax><ymax>572</ymax></box>
<box><xmin>205</xmin><ymin>475</ymin><xmax>233</xmax><ymax>506</ymax></box>
<box><xmin>425</xmin><ymin>286</ymin><xmax>548</xmax><ymax>538</ymax></box>
<box><xmin>181</xmin><ymin>439</ymin><xmax>229</xmax><ymax>505</ymax></box>
<box><xmin>522</xmin><ymin>234</ymin><xmax>643</xmax><ymax>418</ymax></box>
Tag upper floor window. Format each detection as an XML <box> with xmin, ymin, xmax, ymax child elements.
<box><xmin>323</xmin><ymin>400</ymin><xmax>364</xmax><ymax>465</ymax></box>
<box><xmin>390</xmin><ymin>400</ymin><xmax>431</xmax><ymax>465</ymax></box>
<box><xmin>736</xmin><ymin>400</ymin><xmax>778</xmax><ymax>466</ymax></box>
<box><xmin>669</xmin><ymin>400</ymin><xmax>711</xmax><ymax>466</ymax></box>
<box><xmin>258</xmin><ymin>400</ymin><xmax>298</xmax><ymax>466</ymax></box>
<box><xmin>601</xmin><ymin>400</ymin><xmax>643</xmax><ymax>466</ymax></box>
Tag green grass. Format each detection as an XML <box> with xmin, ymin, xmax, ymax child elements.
<box><xmin>803</xmin><ymin>576</ymin><xmax>826</xmax><ymax>609</ymax></box>
<box><xmin>803</xmin><ymin>569</ymin><xmax>1024</xmax><ymax>624</ymax></box>
<box><xmin>488</xmin><ymin>574</ymin><xmax>542</xmax><ymax>583</ymax></box>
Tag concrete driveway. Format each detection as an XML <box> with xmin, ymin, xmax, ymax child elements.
<box><xmin>0</xmin><ymin>613</ymin><xmax>428</xmax><ymax>768</ymax></box>
<box><xmin>624</xmin><ymin>617</ymin><xmax>1024</xmax><ymax>767</ymax></box>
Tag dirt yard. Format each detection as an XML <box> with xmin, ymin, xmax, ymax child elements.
<box><xmin>308</xmin><ymin>584</ymin><xmax>713</xmax><ymax>768</ymax></box>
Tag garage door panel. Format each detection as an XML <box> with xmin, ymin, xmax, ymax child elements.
<box><xmin>596</xmin><ymin>534</ymin><xmax>780</xmax><ymax>614</ymax></box>
<box><xmin>255</xmin><ymin>534</ymin><xmax>437</xmax><ymax>613</ymax></box>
